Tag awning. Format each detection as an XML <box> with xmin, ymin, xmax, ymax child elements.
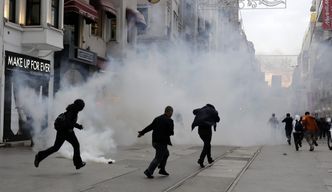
<box><xmin>64</xmin><ymin>0</ymin><xmax>98</xmax><ymax>22</ymax></box>
<box><xmin>126</xmin><ymin>8</ymin><xmax>147</xmax><ymax>29</ymax></box>
<box><xmin>99</xmin><ymin>0</ymin><xmax>117</xmax><ymax>16</ymax></box>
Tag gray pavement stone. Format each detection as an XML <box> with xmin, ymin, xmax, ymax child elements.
<box><xmin>0</xmin><ymin>145</ymin><xmax>234</xmax><ymax>192</ymax></box>
<box><xmin>232</xmin><ymin>142</ymin><xmax>332</xmax><ymax>192</ymax></box>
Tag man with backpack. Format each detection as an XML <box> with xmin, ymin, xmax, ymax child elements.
<box><xmin>192</xmin><ymin>104</ymin><xmax>220</xmax><ymax>168</ymax></box>
<box><xmin>34</xmin><ymin>99</ymin><xmax>86</xmax><ymax>169</ymax></box>
<box><xmin>293</xmin><ymin>115</ymin><xmax>304</xmax><ymax>151</ymax></box>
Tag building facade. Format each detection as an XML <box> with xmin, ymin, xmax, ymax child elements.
<box><xmin>137</xmin><ymin>0</ymin><xmax>181</xmax><ymax>45</ymax></box>
<box><xmin>55</xmin><ymin>0</ymin><xmax>146</xmax><ymax>90</ymax></box>
<box><xmin>295</xmin><ymin>0</ymin><xmax>332</xmax><ymax>117</ymax></box>
<box><xmin>1</xmin><ymin>0</ymin><xmax>64</xmax><ymax>143</ymax></box>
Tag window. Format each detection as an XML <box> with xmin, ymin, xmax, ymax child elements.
<box><xmin>4</xmin><ymin>0</ymin><xmax>16</xmax><ymax>22</ymax></box>
<box><xmin>110</xmin><ymin>18</ymin><xmax>116</xmax><ymax>41</ymax></box>
<box><xmin>91</xmin><ymin>22</ymin><xmax>99</xmax><ymax>36</ymax></box>
<box><xmin>167</xmin><ymin>0</ymin><xmax>171</xmax><ymax>27</ymax></box>
<box><xmin>91</xmin><ymin>12</ymin><xmax>102</xmax><ymax>37</ymax></box>
<box><xmin>9</xmin><ymin>0</ymin><xmax>16</xmax><ymax>22</ymax></box>
<box><xmin>51</xmin><ymin>0</ymin><xmax>59</xmax><ymax>28</ymax></box>
<box><xmin>26</xmin><ymin>0</ymin><xmax>41</xmax><ymax>25</ymax></box>
<box><xmin>137</xmin><ymin>7</ymin><xmax>148</xmax><ymax>35</ymax></box>
<box><xmin>173</xmin><ymin>11</ymin><xmax>179</xmax><ymax>33</ymax></box>
<box><xmin>106</xmin><ymin>16</ymin><xmax>116</xmax><ymax>41</ymax></box>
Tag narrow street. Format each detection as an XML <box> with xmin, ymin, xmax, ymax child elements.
<box><xmin>1</xmin><ymin>141</ymin><xmax>332</xmax><ymax>192</ymax></box>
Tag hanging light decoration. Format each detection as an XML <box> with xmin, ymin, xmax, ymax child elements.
<box><xmin>148</xmin><ymin>0</ymin><xmax>160</xmax><ymax>4</ymax></box>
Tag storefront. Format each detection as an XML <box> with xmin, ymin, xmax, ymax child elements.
<box><xmin>3</xmin><ymin>51</ymin><xmax>50</xmax><ymax>142</ymax></box>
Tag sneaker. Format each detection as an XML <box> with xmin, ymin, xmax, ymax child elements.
<box><xmin>76</xmin><ymin>162</ymin><xmax>86</xmax><ymax>170</ymax></box>
<box><xmin>313</xmin><ymin>141</ymin><xmax>318</xmax><ymax>146</ymax></box>
<box><xmin>309</xmin><ymin>146</ymin><xmax>314</xmax><ymax>151</ymax></box>
<box><xmin>208</xmin><ymin>158</ymin><xmax>214</xmax><ymax>164</ymax></box>
<box><xmin>159</xmin><ymin>169</ymin><xmax>169</xmax><ymax>176</ymax></box>
<box><xmin>287</xmin><ymin>139</ymin><xmax>291</xmax><ymax>145</ymax></box>
<box><xmin>144</xmin><ymin>170</ymin><xmax>154</xmax><ymax>179</ymax></box>
<box><xmin>299</xmin><ymin>142</ymin><xmax>302</xmax><ymax>147</ymax></box>
<box><xmin>197</xmin><ymin>160</ymin><xmax>205</xmax><ymax>168</ymax></box>
<box><xmin>34</xmin><ymin>154</ymin><xmax>40</xmax><ymax>168</ymax></box>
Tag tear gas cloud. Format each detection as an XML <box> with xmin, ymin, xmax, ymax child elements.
<box><xmin>20</xmin><ymin>9</ymin><xmax>296</xmax><ymax>162</ymax></box>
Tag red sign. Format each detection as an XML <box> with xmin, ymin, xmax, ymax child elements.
<box><xmin>322</xmin><ymin>0</ymin><xmax>332</xmax><ymax>30</ymax></box>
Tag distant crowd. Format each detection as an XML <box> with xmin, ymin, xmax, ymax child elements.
<box><xmin>268</xmin><ymin>112</ymin><xmax>331</xmax><ymax>151</ymax></box>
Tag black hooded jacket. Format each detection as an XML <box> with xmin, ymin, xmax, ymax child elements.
<box><xmin>61</xmin><ymin>103</ymin><xmax>82</xmax><ymax>131</ymax></box>
<box><xmin>140</xmin><ymin>114</ymin><xmax>174</xmax><ymax>145</ymax></box>
<box><xmin>192</xmin><ymin>104</ymin><xmax>220</xmax><ymax>130</ymax></box>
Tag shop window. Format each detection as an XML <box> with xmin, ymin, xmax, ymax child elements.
<box><xmin>51</xmin><ymin>0</ymin><xmax>59</xmax><ymax>28</ymax></box>
<box><xmin>106</xmin><ymin>17</ymin><xmax>117</xmax><ymax>41</ymax></box>
<box><xmin>26</xmin><ymin>0</ymin><xmax>41</xmax><ymax>25</ymax></box>
<box><xmin>137</xmin><ymin>7</ymin><xmax>148</xmax><ymax>35</ymax></box>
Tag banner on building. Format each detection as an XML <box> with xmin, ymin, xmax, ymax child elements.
<box><xmin>322</xmin><ymin>0</ymin><xmax>332</xmax><ymax>30</ymax></box>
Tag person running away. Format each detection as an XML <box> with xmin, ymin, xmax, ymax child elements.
<box><xmin>34</xmin><ymin>99</ymin><xmax>86</xmax><ymax>169</ymax></box>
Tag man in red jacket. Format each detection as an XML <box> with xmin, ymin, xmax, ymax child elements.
<box><xmin>302</xmin><ymin>111</ymin><xmax>319</xmax><ymax>151</ymax></box>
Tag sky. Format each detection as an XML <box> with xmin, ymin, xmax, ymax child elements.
<box><xmin>240</xmin><ymin>0</ymin><xmax>313</xmax><ymax>55</ymax></box>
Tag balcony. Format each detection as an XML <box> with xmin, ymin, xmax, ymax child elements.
<box><xmin>21</xmin><ymin>25</ymin><xmax>64</xmax><ymax>51</ymax></box>
<box><xmin>4</xmin><ymin>21</ymin><xmax>64</xmax><ymax>51</ymax></box>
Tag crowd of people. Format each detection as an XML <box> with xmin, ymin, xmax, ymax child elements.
<box><xmin>268</xmin><ymin>112</ymin><xmax>331</xmax><ymax>151</ymax></box>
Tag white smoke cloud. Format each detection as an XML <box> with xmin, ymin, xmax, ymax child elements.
<box><xmin>13</xmin><ymin>9</ymin><xmax>297</xmax><ymax>164</ymax></box>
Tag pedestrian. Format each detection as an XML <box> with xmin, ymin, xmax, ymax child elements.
<box><xmin>293</xmin><ymin>115</ymin><xmax>304</xmax><ymax>151</ymax></box>
<box><xmin>319</xmin><ymin>117</ymin><xmax>329</xmax><ymax>139</ymax></box>
<box><xmin>302</xmin><ymin>111</ymin><xmax>319</xmax><ymax>151</ymax></box>
<box><xmin>268</xmin><ymin>113</ymin><xmax>279</xmax><ymax>139</ymax></box>
<box><xmin>192</xmin><ymin>104</ymin><xmax>220</xmax><ymax>168</ymax></box>
<box><xmin>138</xmin><ymin>106</ymin><xmax>174</xmax><ymax>179</ymax></box>
<box><xmin>282</xmin><ymin>113</ymin><xmax>293</xmax><ymax>145</ymax></box>
<box><xmin>34</xmin><ymin>99</ymin><xmax>86</xmax><ymax>169</ymax></box>
<box><xmin>268</xmin><ymin>113</ymin><xmax>279</xmax><ymax>129</ymax></box>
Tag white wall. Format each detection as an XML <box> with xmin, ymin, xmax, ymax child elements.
<box><xmin>0</xmin><ymin>0</ymin><xmax>4</xmax><ymax>142</ymax></box>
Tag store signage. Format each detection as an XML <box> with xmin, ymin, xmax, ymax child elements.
<box><xmin>76</xmin><ymin>48</ymin><xmax>95</xmax><ymax>63</ymax></box>
<box><xmin>323</xmin><ymin>0</ymin><xmax>332</xmax><ymax>30</ymax></box>
<box><xmin>5</xmin><ymin>51</ymin><xmax>50</xmax><ymax>74</ymax></box>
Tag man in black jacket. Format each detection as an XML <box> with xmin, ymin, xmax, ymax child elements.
<box><xmin>138</xmin><ymin>106</ymin><xmax>174</xmax><ymax>179</ymax></box>
<box><xmin>192</xmin><ymin>104</ymin><xmax>220</xmax><ymax>168</ymax></box>
<box><xmin>282</xmin><ymin>113</ymin><xmax>293</xmax><ymax>145</ymax></box>
<box><xmin>34</xmin><ymin>99</ymin><xmax>86</xmax><ymax>170</ymax></box>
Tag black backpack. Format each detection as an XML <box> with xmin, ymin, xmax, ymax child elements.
<box><xmin>54</xmin><ymin>113</ymin><xmax>66</xmax><ymax>131</ymax></box>
<box><xmin>295</xmin><ymin>121</ymin><xmax>303</xmax><ymax>132</ymax></box>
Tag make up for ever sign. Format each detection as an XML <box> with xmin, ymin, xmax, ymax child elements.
<box><xmin>5</xmin><ymin>51</ymin><xmax>50</xmax><ymax>74</ymax></box>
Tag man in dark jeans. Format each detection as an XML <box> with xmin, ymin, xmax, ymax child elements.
<box><xmin>282</xmin><ymin>113</ymin><xmax>293</xmax><ymax>145</ymax></box>
<box><xmin>34</xmin><ymin>99</ymin><xmax>86</xmax><ymax>170</ymax></box>
<box><xmin>138</xmin><ymin>106</ymin><xmax>174</xmax><ymax>179</ymax></box>
<box><xmin>192</xmin><ymin>104</ymin><xmax>220</xmax><ymax>168</ymax></box>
